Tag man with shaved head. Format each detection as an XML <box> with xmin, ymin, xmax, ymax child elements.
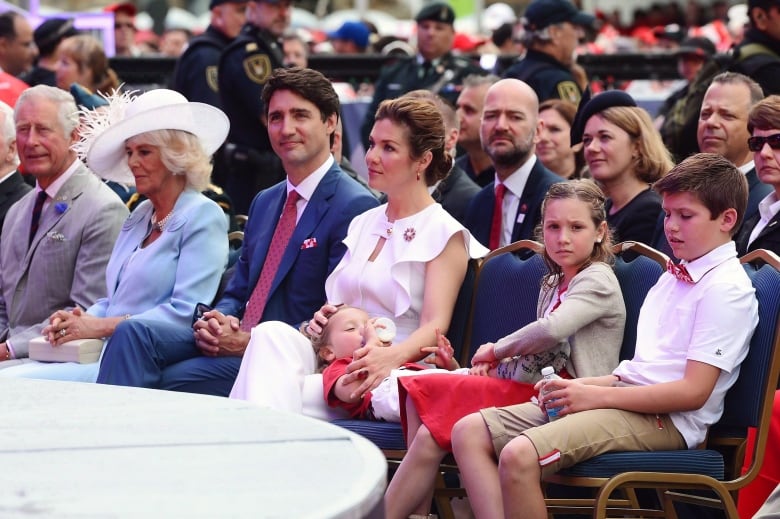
<box><xmin>464</xmin><ymin>78</ymin><xmax>563</xmax><ymax>250</ymax></box>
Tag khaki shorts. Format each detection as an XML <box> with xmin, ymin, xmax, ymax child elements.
<box><xmin>480</xmin><ymin>403</ymin><xmax>686</xmax><ymax>478</ymax></box>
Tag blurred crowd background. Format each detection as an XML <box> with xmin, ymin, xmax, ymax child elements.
<box><xmin>1</xmin><ymin>0</ymin><xmax>749</xmax><ymax>63</ymax></box>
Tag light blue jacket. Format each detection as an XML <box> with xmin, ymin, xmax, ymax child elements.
<box><xmin>90</xmin><ymin>189</ymin><xmax>228</xmax><ymax>323</ymax></box>
<box><xmin>0</xmin><ymin>189</ymin><xmax>228</xmax><ymax>382</ymax></box>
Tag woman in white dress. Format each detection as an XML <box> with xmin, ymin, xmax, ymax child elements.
<box><xmin>229</xmin><ymin>95</ymin><xmax>487</xmax><ymax>418</ymax></box>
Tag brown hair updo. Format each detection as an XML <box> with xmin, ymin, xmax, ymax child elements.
<box><xmin>374</xmin><ymin>95</ymin><xmax>452</xmax><ymax>186</ymax></box>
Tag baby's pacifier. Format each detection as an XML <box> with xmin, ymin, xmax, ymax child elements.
<box><xmin>374</xmin><ymin>317</ymin><xmax>396</xmax><ymax>343</ymax></box>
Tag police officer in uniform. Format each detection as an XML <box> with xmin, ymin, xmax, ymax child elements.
<box><xmin>171</xmin><ymin>0</ymin><xmax>246</xmax><ymax>190</ymax></box>
<box><xmin>217</xmin><ymin>0</ymin><xmax>290</xmax><ymax>214</ymax></box>
<box><xmin>503</xmin><ymin>0</ymin><xmax>595</xmax><ymax>106</ymax></box>
<box><xmin>360</xmin><ymin>2</ymin><xmax>484</xmax><ymax>148</ymax></box>
<box><xmin>172</xmin><ymin>0</ymin><xmax>246</xmax><ymax>108</ymax></box>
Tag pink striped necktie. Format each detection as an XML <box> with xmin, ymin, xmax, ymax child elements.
<box><xmin>240</xmin><ymin>190</ymin><xmax>300</xmax><ymax>331</ymax></box>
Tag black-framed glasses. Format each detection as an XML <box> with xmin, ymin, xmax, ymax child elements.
<box><xmin>748</xmin><ymin>134</ymin><xmax>780</xmax><ymax>152</ymax></box>
<box><xmin>114</xmin><ymin>22</ymin><xmax>135</xmax><ymax>30</ymax></box>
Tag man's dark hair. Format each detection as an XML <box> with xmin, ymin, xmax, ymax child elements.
<box><xmin>654</xmin><ymin>153</ymin><xmax>748</xmax><ymax>236</ymax></box>
<box><xmin>261</xmin><ymin>67</ymin><xmax>340</xmax><ymax>123</ymax></box>
<box><xmin>0</xmin><ymin>12</ymin><xmax>20</xmax><ymax>41</ymax></box>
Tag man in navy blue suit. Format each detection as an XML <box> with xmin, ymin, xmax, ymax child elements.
<box><xmin>96</xmin><ymin>68</ymin><xmax>378</xmax><ymax>396</ymax></box>
<box><xmin>464</xmin><ymin>78</ymin><xmax>562</xmax><ymax>250</ymax></box>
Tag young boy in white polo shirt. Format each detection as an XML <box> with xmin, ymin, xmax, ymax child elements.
<box><xmin>450</xmin><ymin>153</ymin><xmax>760</xmax><ymax>519</ymax></box>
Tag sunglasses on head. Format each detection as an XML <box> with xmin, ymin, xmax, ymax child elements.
<box><xmin>748</xmin><ymin>134</ymin><xmax>780</xmax><ymax>152</ymax></box>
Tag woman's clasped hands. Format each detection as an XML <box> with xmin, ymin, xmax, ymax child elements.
<box><xmin>43</xmin><ymin>307</ymin><xmax>98</xmax><ymax>345</ymax></box>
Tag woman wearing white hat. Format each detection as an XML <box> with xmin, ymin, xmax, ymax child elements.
<box><xmin>0</xmin><ymin>89</ymin><xmax>230</xmax><ymax>382</ymax></box>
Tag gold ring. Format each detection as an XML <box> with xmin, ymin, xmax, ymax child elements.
<box><xmin>60</xmin><ymin>329</ymin><xmax>66</xmax><ymax>337</ymax></box>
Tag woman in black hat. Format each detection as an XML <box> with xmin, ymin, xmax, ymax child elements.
<box><xmin>19</xmin><ymin>18</ymin><xmax>77</xmax><ymax>87</ymax></box>
<box><xmin>574</xmin><ymin>90</ymin><xmax>674</xmax><ymax>244</ymax></box>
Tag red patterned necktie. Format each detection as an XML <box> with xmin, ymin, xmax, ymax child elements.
<box><xmin>240</xmin><ymin>190</ymin><xmax>300</xmax><ymax>331</ymax></box>
<box><xmin>29</xmin><ymin>190</ymin><xmax>48</xmax><ymax>246</ymax></box>
<box><xmin>667</xmin><ymin>260</ymin><xmax>695</xmax><ymax>284</ymax></box>
<box><xmin>489</xmin><ymin>183</ymin><xmax>507</xmax><ymax>250</ymax></box>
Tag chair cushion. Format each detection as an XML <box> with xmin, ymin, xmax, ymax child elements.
<box><xmin>559</xmin><ymin>450</ymin><xmax>724</xmax><ymax>480</ymax></box>
<box><xmin>331</xmin><ymin>419</ymin><xmax>406</xmax><ymax>450</ymax></box>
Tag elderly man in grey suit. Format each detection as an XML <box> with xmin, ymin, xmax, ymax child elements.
<box><xmin>0</xmin><ymin>85</ymin><xmax>128</xmax><ymax>365</ymax></box>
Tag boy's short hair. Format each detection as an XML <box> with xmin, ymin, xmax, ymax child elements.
<box><xmin>654</xmin><ymin>153</ymin><xmax>748</xmax><ymax>235</ymax></box>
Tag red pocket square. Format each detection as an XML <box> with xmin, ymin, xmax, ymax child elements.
<box><xmin>301</xmin><ymin>238</ymin><xmax>318</xmax><ymax>249</ymax></box>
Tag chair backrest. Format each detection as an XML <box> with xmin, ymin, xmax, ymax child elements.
<box><xmin>611</xmin><ymin>241</ymin><xmax>669</xmax><ymax>361</ymax></box>
<box><xmin>448</xmin><ymin>257</ymin><xmax>481</xmax><ymax>365</ymax></box>
<box><xmin>707</xmin><ymin>249</ymin><xmax>780</xmax><ymax>490</ymax></box>
<box><xmin>463</xmin><ymin>240</ymin><xmax>546</xmax><ymax>366</ymax></box>
<box><xmin>721</xmin><ymin>250</ymin><xmax>780</xmax><ymax>430</ymax></box>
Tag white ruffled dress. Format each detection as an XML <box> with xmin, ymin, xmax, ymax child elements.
<box><xmin>326</xmin><ymin>203</ymin><xmax>488</xmax><ymax>341</ymax></box>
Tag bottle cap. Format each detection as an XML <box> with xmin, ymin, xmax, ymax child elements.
<box><xmin>541</xmin><ymin>366</ymin><xmax>555</xmax><ymax>376</ymax></box>
<box><xmin>374</xmin><ymin>317</ymin><xmax>396</xmax><ymax>343</ymax></box>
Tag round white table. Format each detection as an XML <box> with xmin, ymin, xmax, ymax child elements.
<box><xmin>0</xmin><ymin>378</ymin><xmax>386</xmax><ymax>518</ymax></box>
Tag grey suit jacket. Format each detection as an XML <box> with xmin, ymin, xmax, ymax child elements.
<box><xmin>0</xmin><ymin>162</ymin><xmax>128</xmax><ymax>357</ymax></box>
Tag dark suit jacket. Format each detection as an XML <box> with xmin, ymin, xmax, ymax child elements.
<box><xmin>433</xmin><ymin>165</ymin><xmax>481</xmax><ymax>225</ymax></box>
<box><xmin>455</xmin><ymin>154</ymin><xmax>495</xmax><ymax>188</ymax></box>
<box><xmin>464</xmin><ymin>159</ymin><xmax>562</xmax><ymax>249</ymax></box>
<box><xmin>606</xmin><ymin>188</ymin><xmax>662</xmax><ymax>244</ymax></box>
<box><xmin>735</xmin><ymin>210</ymin><xmax>780</xmax><ymax>256</ymax></box>
<box><xmin>0</xmin><ymin>171</ymin><xmax>31</xmax><ymax>234</ymax></box>
<box><xmin>745</xmin><ymin>167</ymin><xmax>773</xmax><ymax>225</ymax></box>
<box><xmin>216</xmin><ymin>163</ymin><xmax>379</xmax><ymax>326</ymax></box>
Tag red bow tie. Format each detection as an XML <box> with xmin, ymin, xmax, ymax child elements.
<box><xmin>667</xmin><ymin>260</ymin><xmax>695</xmax><ymax>284</ymax></box>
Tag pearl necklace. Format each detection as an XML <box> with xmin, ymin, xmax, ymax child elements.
<box><xmin>151</xmin><ymin>211</ymin><xmax>174</xmax><ymax>232</ymax></box>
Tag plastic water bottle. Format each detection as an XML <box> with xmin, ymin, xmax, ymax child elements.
<box><xmin>541</xmin><ymin>366</ymin><xmax>563</xmax><ymax>421</ymax></box>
